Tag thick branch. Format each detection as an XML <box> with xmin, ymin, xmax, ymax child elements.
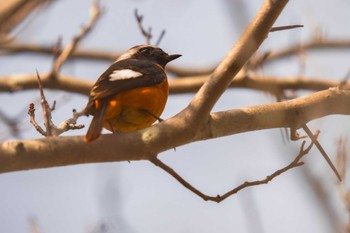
<box><xmin>186</xmin><ymin>0</ymin><xmax>288</xmax><ymax>122</ymax></box>
<box><xmin>0</xmin><ymin>73</ymin><xmax>91</xmax><ymax>95</ymax></box>
<box><xmin>0</xmin><ymin>0</ymin><xmax>50</xmax><ymax>35</ymax></box>
<box><xmin>0</xmin><ymin>88</ymin><xmax>349</xmax><ymax>173</ymax></box>
<box><xmin>197</xmin><ymin>88</ymin><xmax>350</xmax><ymax>141</ymax></box>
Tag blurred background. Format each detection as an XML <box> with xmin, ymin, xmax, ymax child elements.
<box><xmin>1</xmin><ymin>0</ymin><xmax>350</xmax><ymax>232</ymax></box>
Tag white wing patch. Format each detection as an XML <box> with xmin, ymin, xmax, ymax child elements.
<box><xmin>109</xmin><ymin>69</ymin><xmax>143</xmax><ymax>81</ymax></box>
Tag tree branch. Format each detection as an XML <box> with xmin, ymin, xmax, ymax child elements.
<box><xmin>302</xmin><ymin>125</ymin><xmax>341</xmax><ymax>181</ymax></box>
<box><xmin>2</xmin><ymin>38</ymin><xmax>350</xmax><ymax>76</ymax></box>
<box><xmin>151</xmin><ymin>139</ymin><xmax>313</xmax><ymax>202</ymax></box>
<box><xmin>0</xmin><ymin>73</ymin><xmax>92</xmax><ymax>95</ymax></box>
<box><xmin>186</xmin><ymin>0</ymin><xmax>288</xmax><ymax>123</ymax></box>
<box><xmin>0</xmin><ymin>0</ymin><xmax>50</xmax><ymax>36</ymax></box>
<box><xmin>263</xmin><ymin>39</ymin><xmax>350</xmax><ymax>64</ymax></box>
<box><xmin>51</xmin><ymin>0</ymin><xmax>101</xmax><ymax>76</ymax></box>
<box><xmin>0</xmin><ymin>42</ymin><xmax>213</xmax><ymax>76</ymax></box>
<box><xmin>1</xmin><ymin>72</ymin><xmax>347</xmax><ymax>96</ymax></box>
<box><xmin>0</xmin><ymin>88</ymin><xmax>349</xmax><ymax>173</ymax></box>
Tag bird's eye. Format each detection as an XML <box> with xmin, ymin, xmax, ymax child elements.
<box><xmin>140</xmin><ymin>47</ymin><xmax>151</xmax><ymax>55</ymax></box>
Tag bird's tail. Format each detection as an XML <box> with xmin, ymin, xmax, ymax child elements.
<box><xmin>84</xmin><ymin>104</ymin><xmax>107</xmax><ymax>143</ymax></box>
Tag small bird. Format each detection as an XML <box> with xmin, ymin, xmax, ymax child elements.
<box><xmin>84</xmin><ymin>45</ymin><xmax>181</xmax><ymax>142</ymax></box>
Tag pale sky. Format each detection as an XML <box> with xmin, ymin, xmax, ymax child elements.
<box><xmin>1</xmin><ymin>0</ymin><xmax>350</xmax><ymax>233</ymax></box>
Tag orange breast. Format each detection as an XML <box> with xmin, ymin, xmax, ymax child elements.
<box><xmin>102</xmin><ymin>80</ymin><xmax>168</xmax><ymax>132</ymax></box>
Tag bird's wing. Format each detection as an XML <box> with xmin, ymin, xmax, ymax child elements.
<box><xmin>85</xmin><ymin>59</ymin><xmax>166</xmax><ymax>114</ymax></box>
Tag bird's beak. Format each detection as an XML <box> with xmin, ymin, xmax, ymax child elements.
<box><xmin>166</xmin><ymin>54</ymin><xmax>182</xmax><ymax>62</ymax></box>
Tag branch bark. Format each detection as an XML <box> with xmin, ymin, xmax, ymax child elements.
<box><xmin>1</xmin><ymin>87</ymin><xmax>349</xmax><ymax>173</ymax></box>
<box><xmin>1</xmin><ymin>72</ymin><xmax>346</xmax><ymax>95</ymax></box>
<box><xmin>0</xmin><ymin>0</ymin><xmax>50</xmax><ymax>35</ymax></box>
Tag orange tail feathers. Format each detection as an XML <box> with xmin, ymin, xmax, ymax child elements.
<box><xmin>84</xmin><ymin>104</ymin><xmax>107</xmax><ymax>143</ymax></box>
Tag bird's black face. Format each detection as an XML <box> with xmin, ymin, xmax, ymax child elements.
<box><xmin>118</xmin><ymin>45</ymin><xmax>181</xmax><ymax>67</ymax></box>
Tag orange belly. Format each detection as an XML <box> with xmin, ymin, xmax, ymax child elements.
<box><xmin>98</xmin><ymin>80</ymin><xmax>168</xmax><ymax>132</ymax></box>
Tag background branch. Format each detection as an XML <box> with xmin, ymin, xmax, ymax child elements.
<box><xmin>0</xmin><ymin>0</ymin><xmax>50</xmax><ymax>36</ymax></box>
<box><xmin>51</xmin><ymin>0</ymin><xmax>101</xmax><ymax>76</ymax></box>
<box><xmin>2</xmin><ymin>38</ymin><xmax>350</xmax><ymax>76</ymax></box>
<box><xmin>1</xmin><ymin>72</ymin><xmax>347</xmax><ymax>96</ymax></box>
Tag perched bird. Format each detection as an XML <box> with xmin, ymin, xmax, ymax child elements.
<box><xmin>84</xmin><ymin>45</ymin><xmax>181</xmax><ymax>142</ymax></box>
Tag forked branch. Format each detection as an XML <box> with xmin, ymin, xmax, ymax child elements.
<box><xmin>28</xmin><ymin>72</ymin><xmax>85</xmax><ymax>136</ymax></box>
<box><xmin>150</xmin><ymin>139</ymin><xmax>314</xmax><ymax>202</ymax></box>
<box><xmin>302</xmin><ymin>125</ymin><xmax>342</xmax><ymax>181</ymax></box>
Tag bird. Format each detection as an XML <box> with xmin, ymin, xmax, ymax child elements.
<box><xmin>83</xmin><ymin>45</ymin><xmax>181</xmax><ymax>142</ymax></box>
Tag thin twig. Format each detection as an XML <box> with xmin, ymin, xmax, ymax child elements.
<box><xmin>36</xmin><ymin>70</ymin><xmax>54</xmax><ymax>136</ymax></box>
<box><xmin>156</xmin><ymin>30</ymin><xmax>166</xmax><ymax>46</ymax></box>
<box><xmin>51</xmin><ymin>0</ymin><xmax>101</xmax><ymax>76</ymax></box>
<box><xmin>56</xmin><ymin>109</ymin><xmax>85</xmax><ymax>134</ymax></box>
<box><xmin>150</xmin><ymin>140</ymin><xmax>313</xmax><ymax>202</ymax></box>
<box><xmin>302</xmin><ymin>124</ymin><xmax>342</xmax><ymax>181</ymax></box>
<box><xmin>264</xmin><ymin>39</ymin><xmax>350</xmax><ymax>64</ymax></box>
<box><xmin>185</xmin><ymin>0</ymin><xmax>288</xmax><ymax>125</ymax></box>
<box><xmin>1</xmin><ymin>72</ymin><xmax>348</xmax><ymax>96</ymax></box>
<box><xmin>31</xmin><ymin>72</ymin><xmax>85</xmax><ymax>136</ymax></box>
<box><xmin>28</xmin><ymin>102</ymin><xmax>46</xmax><ymax>136</ymax></box>
<box><xmin>270</xmin><ymin>24</ymin><xmax>303</xmax><ymax>32</ymax></box>
<box><xmin>149</xmin><ymin>156</ymin><xmax>211</xmax><ymax>200</ymax></box>
<box><xmin>134</xmin><ymin>9</ymin><xmax>152</xmax><ymax>45</ymax></box>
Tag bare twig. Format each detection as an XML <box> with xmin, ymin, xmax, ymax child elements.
<box><xmin>51</xmin><ymin>0</ymin><xmax>102</xmax><ymax>76</ymax></box>
<box><xmin>30</xmin><ymin>72</ymin><xmax>85</xmax><ymax>137</ymax></box>
<box><xmin>302</xmin><ymin>124</ymin><xmax>342</xmax><ymax>181</ymax></box>
<box><xmin>2</xmin><ymin>72</ymin><xmax>348</xmax><ymax>96</ymax></box>
<box><xmin>150</xmin><ymin>140</ymin><xmax>313</xmax><ymax>202</ymax></box>
<box><xmin>28</xmin><ymin>102</ymin><xmax>46</xmax><ymax>136</ymax></box>
<box><xmin>36</xmin><ymin>70</ymin><xmax>54</xmax><ymax>136</ymax></box>
<box><xmin>270</xmin><ymin>24</ymin><xmax>303</xmax><ymax>32</ymax></box>
<box><xmin>55</xmin><ymin>109</ymin><xmax>85</xmax><ymax>135</ymax></box>
<box><xmin>156</xmin><ymin>30</ymin><xmax>166</xmax><ymax>46</ymax></box>
<box><xmin>263</xmin><ymin>39</ymin><xmax>350</xmax><ymax>64</ymax></box>
<box><xmin>134</xmin><ymin>9</ymin><xmax>152</xmax><ymax>45</ymax></box>
<box><xmin>182</xmin><ymin>0</ymin><xmax>289</xmax><ymax>133</ymax></box>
